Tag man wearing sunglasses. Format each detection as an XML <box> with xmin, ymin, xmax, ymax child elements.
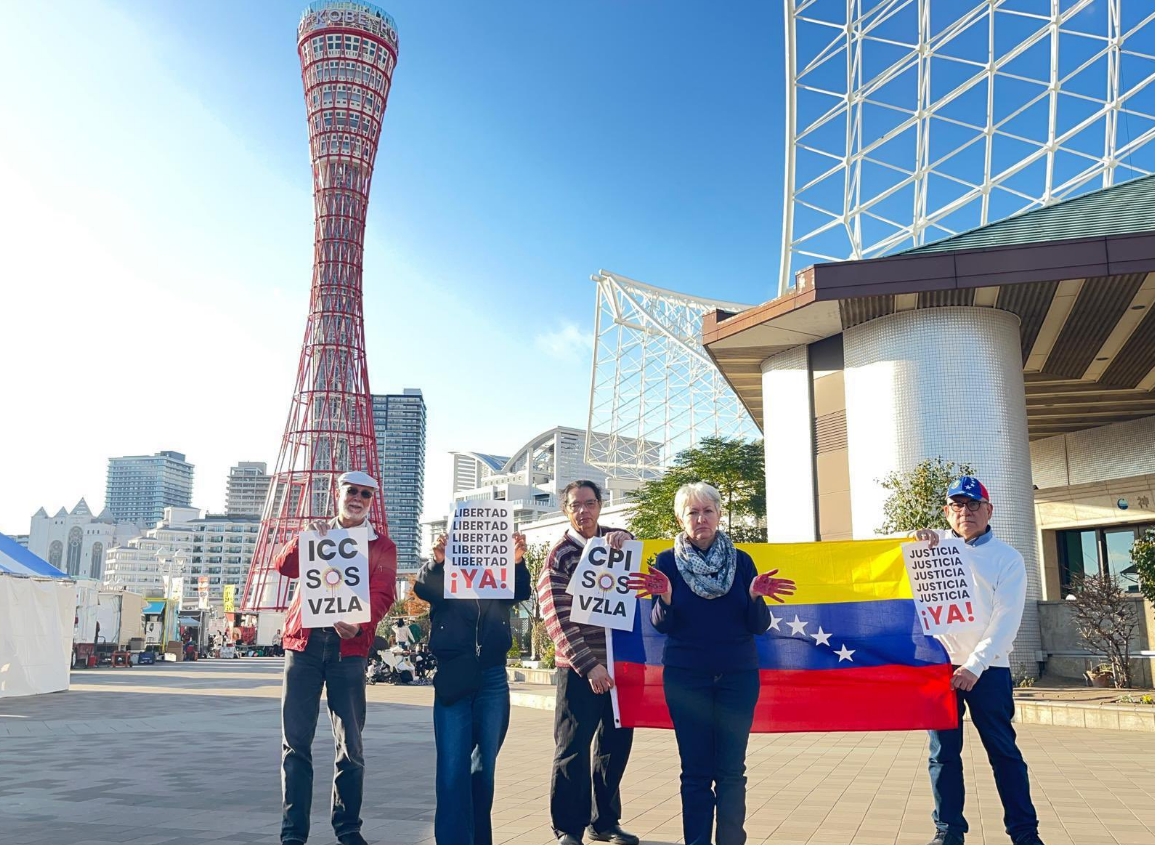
<box><xmin>912</xmin><ymin>476</ymin><xmax>1043</xmax><ymax>845</ymax></box>
<box><xmin>274</xmin><ymin>470</ymin><xmax>398</xmax><ymax>845</ymax></box>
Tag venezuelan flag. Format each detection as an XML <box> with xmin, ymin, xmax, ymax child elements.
<box><xmin>609</xmin><ymin>538</ymin><xmax>957</xmax><ymax>733</ymax></box>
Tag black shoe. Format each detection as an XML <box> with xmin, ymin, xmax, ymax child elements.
<box><xmin>557</xmin><ymin>835</ymin><xmax>583</xmax><ymax>845</ymax></box>
<box><xmin>587</xmin><ymin>826</ymin><xmax>640</xmax><ymax>845</ymax></box>
<box><xmin>928</xmin><ymin>833</ymin><xmax>963</xmax><ymax>845</ymax></box>
<box><xmin>1013</xmin><ymin>838</ymin><xmax>1045</xmax><ymax>845</ymax></box>
<box><xmin>338</xmin><ymin>834</ymin><xmax>369</xmax><ymax>845</ymax></box>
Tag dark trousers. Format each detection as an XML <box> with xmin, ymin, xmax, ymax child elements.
<box><xmin>433</xmin><ymin>665</ymin><xmax>511</xmax><ymax>845</ymax></box>
<box><xmin>928</xmin><ymin>666</ymin><xmax>1039</xmax><ymax>843</ymax></box>
<box><xmin>663</xmin><ymin>667</ymin><xmax>760</xmax><ymax>845</ymax></box>
<box><xmin>281</xmin><ymin>629</ymin><xmax>368</xmax><ymax>843</ymax></box>
<box><xmin>550</xmin><ymin>667</ymin><xmax>634</xmax><ymax>838</ymax></box>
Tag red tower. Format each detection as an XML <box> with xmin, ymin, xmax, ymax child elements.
<box><xmin>243</xmin><ymin>2</ymin><xmax>399</xmax><ymax>611</ymax></box>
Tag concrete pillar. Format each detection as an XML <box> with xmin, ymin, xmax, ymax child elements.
<box><xmin>842</xmin><ymin>307</ymin><xmax>1042</xmax><ymax>673</ymax></box>
<box><xmin>761</xmin><ymin>345</ymin><xmax>816</xmax><ymax>542</ymax></box>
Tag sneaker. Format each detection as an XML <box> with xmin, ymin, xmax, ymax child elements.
<box><xmin>557</xmin><ymin>834</ymin><xmax>584</xmax><ymax>845</ymax></box>
<box><xmin>337</xmin><ymin>833</ymin><xmax>370</xmax><ymax>845</ymax></box>
<box><xmin>928</xmin><ymin>834</ymin><xmax>964</xmax><ymax>845</ymax></box>
<box><xmin>587</xmin><ymin>826</ymin><xmax>640</xmax><ymax>845</ymax></box>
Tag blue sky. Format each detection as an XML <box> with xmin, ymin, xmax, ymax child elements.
<box><xmin>0</xmin><ymin>1</ymin><xmax>785</xmax><ymax>532</ymax></box>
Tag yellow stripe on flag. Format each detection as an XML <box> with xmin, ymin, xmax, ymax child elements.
<box><xmin>639</xmin><ymin>537</ymin><xmax>912</xmax><ymax>605</ymax></box>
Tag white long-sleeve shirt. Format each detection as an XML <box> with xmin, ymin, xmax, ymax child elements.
<box><xmin>934</xmin><ymin>527</ymin><xmax>1027</xmax><ymax>677</ymax></box>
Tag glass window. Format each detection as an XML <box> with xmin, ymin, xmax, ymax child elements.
<box><xmin>1105</xmin><ymin>528</ymin><xmax>1141</xmax><ymax>593</ymax></box>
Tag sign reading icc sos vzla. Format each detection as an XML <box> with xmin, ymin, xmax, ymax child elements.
<box><xmin>299</xmin><ymin>527</ymin><xmax>371</xmax><ymax>626</ymax></box>
<box><xmin>566</xmin><ymin>537</ymin><xmax>642</xmax><ymax>631</ymax></box>
<box><xmin>902</xmin><ymin>537</ymin><xmax>982</xmax><ymax>635</ymax></box>
<box><xmin>444</xmin><ymin>500</ymin><xmax>514</xmax><ymax>599</ymax></box>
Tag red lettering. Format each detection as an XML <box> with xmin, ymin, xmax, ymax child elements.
<box><xmin>479</xmin><ymin>569</ymin><xmax>498</xmax><ymax>589</ymax></box>
<box><xmin>946</xmin><ymin>605</ymin><xmax>965</xmax><ymax>623</ymax></box>
<box><xmin>926</xmin><ymin>605</ymin><xmax>944</xmax><ymax>625</ymax></box>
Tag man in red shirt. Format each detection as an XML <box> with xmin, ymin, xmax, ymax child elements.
<box><xmin>275</xmin><ymin>471</ymin><xmax>397</xmax><ymax>845</ymax></box>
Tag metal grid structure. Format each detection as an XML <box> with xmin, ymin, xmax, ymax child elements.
<box><xmin>585</xmin><ymin>271</ymin><xmax>761</xmax><ymax>481</ymax></box>
<box><xmin>243</xmin><ymin>1</ymin><xmax>399</xmax><ymax>611</ymax></box>
<box><xmin>781</xmin><ymin>0</ymin><xmax>1155</xmax><ymax>294</ymax></box>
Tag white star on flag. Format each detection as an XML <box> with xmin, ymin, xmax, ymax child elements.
<box><xmin>835</xmin><ymin>644</ymin><xmax>855</xmax><ymax>662</ymax></box>
<box><xmin>767</xmin><ymin>611</ymin><xmax>781</xmax><ymax>631</ymax></box>
<box><xmin>787</xmin><ymin>615</ymin><xmax>808</xmax><ymax>636</ymax></box>
<box><xmin>811</xmin><ymin>627</ymin><xmax>832</xmax><ymax>647</ymax></box>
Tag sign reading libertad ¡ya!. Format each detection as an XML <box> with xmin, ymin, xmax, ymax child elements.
<box><xmin>902</xmin><ymin>537</ymin><xmax>982</xmax><ymax>635</ymax></box>
<box><xmin>444</xmin><ymin>500</ymin><xmax>515</xmax><ymax>599</ymax></box>
<box><xmin>299</xmin><ymin>526</ymin><xmax>371</xmax><ymax>627</ymax></box>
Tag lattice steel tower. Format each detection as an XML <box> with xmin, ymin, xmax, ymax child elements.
<box><xmin>243</xmin><ymin>1</ymin><xmax>399</xmax><ymax>611</ymax></box>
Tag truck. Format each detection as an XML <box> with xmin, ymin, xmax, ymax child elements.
<box><xmin>96</xmin><ymin>590</ymin><xmax>147</xmax><ymax>651</ymax></box>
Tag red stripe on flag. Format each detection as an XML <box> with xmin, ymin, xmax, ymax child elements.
<box><xmin>614</xmin><ymin>662</ymin><xmax>957</xmax><ymax>733</ymax></box>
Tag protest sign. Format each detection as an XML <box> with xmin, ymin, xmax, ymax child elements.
<box><xmin>299</xmin><ymin>526</ymin><xmax>371</xmax><ymax>626</ymax></box>
<box><xmin>566</xmin><ymin>537</ymin><xmax>642</xmax><ymax>631</ymax></box>
<box><xmin>444</xmin><ymin>500</ymin><xmax>515</xmax><ymax>599</ymax></box>
<box><xmin>902</xmin><ymin>536</ymin><xmax>982</xmax><ymax>635</ymax></box>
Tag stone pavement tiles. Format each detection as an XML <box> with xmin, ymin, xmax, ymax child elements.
<box><xmin>1</xmin><ymin>661</ymin><xmax>1153</xmax><ymax>845</ymax></box>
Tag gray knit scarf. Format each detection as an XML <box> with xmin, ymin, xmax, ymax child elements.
<box><xmin>674</xmin><ymin>530</ymin><xmax>737</xmax><ymax>599</ymax></box>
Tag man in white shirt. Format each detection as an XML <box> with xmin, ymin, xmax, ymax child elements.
<box><xmin>913</xmin><ymin>476</ymin><xmax>1043</xmax><ymax>845</ymax></box>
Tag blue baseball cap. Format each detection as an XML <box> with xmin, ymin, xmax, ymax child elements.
<box><xmin>947</xmin><ymin>476</ymin><xmax>990</xmax><ymax>503</ymax></box>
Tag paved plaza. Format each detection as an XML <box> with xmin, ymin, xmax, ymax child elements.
<box><xmin>1</xmin><ymin>661</ymin><xmax>1154</xmax><ymax>845</ymax></box>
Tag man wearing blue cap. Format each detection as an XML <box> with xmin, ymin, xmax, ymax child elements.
<box><xmin>274</xmin><ymin>470</ymin><xmax>398</xmax><ymax>845</ymax></box>
<box><xmin>913</xmin><ymin>476</ymin><xmax>1043</xmax><ymax>845</ymax></box>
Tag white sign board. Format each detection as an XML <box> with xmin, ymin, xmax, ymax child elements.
<box><xmin>299</xmin><ymin>527</ymin><xmax>371</xmax><ymax>626</ymax></box>
<box><xmin>902</xmin><ymin>537</ymin><xmax>983</xmax><ymax>635</ymax></box>
<box><xmin>565</xmin><ymin>537</ymin><xmax>642</xmax><ymax>631</ymax></box>
<box><xmin>444</xmin><ymin>500</ymin><xmax>515</xmax><ymax>599</ymax></box>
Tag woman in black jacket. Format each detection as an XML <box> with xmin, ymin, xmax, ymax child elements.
<box><xmin>413</xmin><ymin>532</ymin><xmax>532</xmax><ymax>845</ymax></box>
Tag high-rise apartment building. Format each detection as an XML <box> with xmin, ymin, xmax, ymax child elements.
<box><xmin>451</xmin><ymin>451</ymin><xmax>509</xmax><ymax>494</ymax></box>
<box><xmin>105</xmin><ymin>451</ymin><xmax>195</xmax><ymax>527</ymax></box>
<box><xmin>372</xmin><ymin>389</ymin><xmax>426</xmax><ymax>572</ymax></box>
<box><xmin>225</xmin><ymin>462</ymin><xmax>272</xmax><ymax>517</ymax></box>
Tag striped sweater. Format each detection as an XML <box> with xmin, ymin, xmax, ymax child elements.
<box><xmin>538</xmin><ymin>526</ymin><xmax>632</xmax><ymax>676</ymax></box>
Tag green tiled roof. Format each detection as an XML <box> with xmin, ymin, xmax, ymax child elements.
<box><xmin>902</xmin><ymin>173</ymin><xmax>1155</xmax><ymax>255</ymax></box>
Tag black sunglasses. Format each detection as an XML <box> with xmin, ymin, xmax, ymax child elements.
<box><xmin>343</xmin><ymin>486</ymin><xmax>374</xmax><ymax>499</ymax></box>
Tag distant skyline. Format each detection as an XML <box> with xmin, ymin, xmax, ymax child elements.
<box><xmin>0</xmin><ymin>1</ymin><xmax>784</xmax><ymax>534</ymax></box>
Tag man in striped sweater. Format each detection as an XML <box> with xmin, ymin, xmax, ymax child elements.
<box><xmin>539</xmin><ymin>480</ymin><xmax>639</xmax><ymax>845</ymax></box>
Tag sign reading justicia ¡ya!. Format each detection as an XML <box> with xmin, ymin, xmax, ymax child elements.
<box><xmin>444</xmin><ymin>500</ymin><xmax>515</xmax><ymax>599</ymax></box>
<box><xmin>902</xmin><ymin>537</ymin><xmax>983</xmax><ymax>635</ymax></box>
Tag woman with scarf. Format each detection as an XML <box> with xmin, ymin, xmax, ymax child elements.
<box><xmin>627</xmin><ymin>482</ymin><xmax>795</xmax><ymax>845</ymax></box>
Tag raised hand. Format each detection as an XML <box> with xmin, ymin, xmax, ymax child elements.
<box><xmin>432</xmin><ymin>533</ymin><xmax>447</xmax><ymax>564</ymax></box>
<box><xmin>513</xmin><ymin>532</ymin><xmax>528</xmax><ymax>563</ymax></box>
<box><xmin>626</xmin><ymin>569</ymin><xmax>672</xmax><ymax>602</ymax></box>
<box><xmin>750</xmin><ymin>569</ymin><xmax>796</xmax><ymax>603</ymax></box>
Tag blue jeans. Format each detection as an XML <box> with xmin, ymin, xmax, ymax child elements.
<box><xmin>928</xmin><ymin>666</ymin><xmax>1039</xmax><ymax>843</ymax></box>
<box><xmin>663</xmin><ymin>667</ymin><xmax>760</xmax><ymax>845</ymax></box>
<box><xmin>433</xmin><ymin>665</ymin><xmax>511</xmax><ymax>845</ymax></box>
<box><xmin>280</xmin><ymin>629</ymin><xmax>367</xmax><ymax>843</ymax></box>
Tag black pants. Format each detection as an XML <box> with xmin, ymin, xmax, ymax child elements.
<box><xmin>550</xmin><ymin>667</ymin><xmax>634</xmax><ymax>838</ymax></box>
<box><xmin>280</xmin><ymin>629</ymin><xmax>367</xmax><ymax>843</ymax></box>
<box><xmin>664</xmin><ymin>667</ymin><xmax>760</xmax><ymax>845</ymax></box>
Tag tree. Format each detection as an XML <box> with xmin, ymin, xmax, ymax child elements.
<box><xmin>520</xmin><ymin>541</ymin><xmax>553</xmax><ymax>660</ymax></box>
<box><xmin>1132</xmin><ymin>528</ymin><xmax>1155</xmax><ymax>608</ymax></box>
<box><xmin>1068</xmin><ymin>573</ymin><xmax>1140</xmax><ymax>688</ymax></box>
<box><xmin>627</xmin><ymin>437</ymin><xmax>766</xmax><ymax>542</ymax></box>
<box><xmin>875</xmin><ymin>457</ymin><xmax>976</xmax><ymax>535</ymax></box>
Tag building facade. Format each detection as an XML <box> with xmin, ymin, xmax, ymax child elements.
<box><xmin>225</xmin><ymin>461</ymin><xmax>272</xmax><ymax>517</ymax></box>
<box><xmin>102</xmin><ymin>506</ymin><xmax>259</xmax><ymax>610</ymax></box>
<box><xmin>28</xmin><ymin>499</ymin><xmax>140</xmax><ymax>581</ymax></box>
<box><xmin>372</xmin><ymin>389</ymin><xmax>427</xmax><ymax>572</ymax></box>
<box><xmin>699</xmin><ymin>174</ymin><xmax>1155</xmax><ymax>680</ymax></box>
<box><xmin>105</xmin><ymin>451</ymin><xmax>195</xmax><ymax>526</ymax></box>
<box><xmin>422</xmin><ymin>426</ymin><xmax>613</xmax><ymax>558</ymax></box>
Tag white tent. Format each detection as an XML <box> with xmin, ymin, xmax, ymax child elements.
<box><xmin>0</xmin><ymin>533</ymin><xmax>74</xmax><ymax>698</ymax></box>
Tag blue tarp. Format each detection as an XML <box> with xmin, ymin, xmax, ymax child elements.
<box><xmin>0</xmin><ymin>533</ymin><xmax>69</xmax><ymax>579</ymax></box>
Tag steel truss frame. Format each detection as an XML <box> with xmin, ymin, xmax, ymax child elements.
<box><xmin>781</xmin><ymin>0</ymin><xmax>1155</xmax><ymax>294</ymax></box>
<box><xmin>584</xmin><ymin>271</ymin><xmax>761</xmax><ymax>481</ymax></box>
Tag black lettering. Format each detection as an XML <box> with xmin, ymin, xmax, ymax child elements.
<box><xmin>318</xmin><ymin>538</ymin><xmax>336</xmax><ymax>561</ymax></box>
<box><xmin>305</xmin><ymin>570</ymin><xmax>321</xmax><ymax>589</ymax></box>
<box><xmin>338</xmin><ymin>537</ymin><xmax>357</xmax><ymax>558</ymax></box>
<box><xmin>344</xmin><ymin>566</ymin><xmax>361</xmax><ymax>587</ymax></box>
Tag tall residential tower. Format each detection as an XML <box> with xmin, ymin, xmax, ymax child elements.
<box><xmin>105</xmin><ymin>451</ymin><xmax>194</xmax><ymax>526</ymax></box>
<box><xmin>372</xmin><ymin>390</ymin><xmax>426</xmax><ymax>572</ymax></box>
<box><xmin>243</xmin><ymin>2</ymin><xmax>399</xmax><ymax>610</ymax></box>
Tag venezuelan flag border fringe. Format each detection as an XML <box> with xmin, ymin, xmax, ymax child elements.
<box><xmin>608</xmin><ymin>538</ymin><xmax>958</xmax><ymax>733</ymax></box>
